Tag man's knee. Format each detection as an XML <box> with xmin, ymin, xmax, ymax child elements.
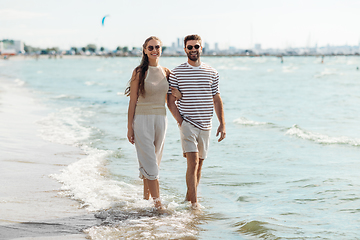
<box><xmin>186</xmin><ymin>152</ymin><xmax>198</xmax><ymax>160</ymax></box>
<box><xmin>198</xmin><ymin>158</ymin><xmax>204</xmax><ymax>168</ymax></box>
<box><xmin>186</xmin><ymin>152</ymin><xmax>199</xmax><ymax>167</ymax></box>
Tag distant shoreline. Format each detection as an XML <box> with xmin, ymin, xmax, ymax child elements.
<box><xmin>1</xmin><ymin>53</ymin><xmax>360</xmax><ymax>61</ymax></box>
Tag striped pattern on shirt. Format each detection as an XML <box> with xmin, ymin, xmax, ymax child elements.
<box><xmin>168</xmin><ymin>62</ymin><xmax>220</xmax><ymax>130</ymax></box>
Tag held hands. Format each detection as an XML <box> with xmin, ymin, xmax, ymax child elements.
<box><xmin>127</xmin><ymin>128</ymin><xmax>135</xmax><ymax>144</ymax></box>
<box><xmin>170</xmin><ymin>87</ymin><xmax>182</xmax><ymax>100</ymax></box>
<box><xmin>178</xmin><ymin>118</ymin><xmax>184</xmax><ymax>127</ymax></box>
<box><xmin>216</xmin><ymin>124</ymin><xmax>226</xmax><ymax>142</ymax></box>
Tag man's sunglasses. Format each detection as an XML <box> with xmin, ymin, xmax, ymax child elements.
<box><xmin>186</xmin><ymin>45</ymin><xmax>201</xmax><ymax>50</ymax></box>
<box><xmin>147</xmin><ymin>45</ymin><xmax>161</xmax><ymax>51</ymax></box>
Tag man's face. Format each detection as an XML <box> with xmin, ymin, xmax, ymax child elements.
<box><xmin>185</xmin><ymin>40</ymin><xmax>202</xmax><ymax>61</ymax></box>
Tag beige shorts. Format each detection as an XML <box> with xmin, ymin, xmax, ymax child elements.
<box><xmin>180</xmin><ymin>120</ymin><xmax>211</xmax><ymax>159</ymax></box>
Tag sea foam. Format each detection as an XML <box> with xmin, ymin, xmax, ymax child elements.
<box><xmin>50</xmin><ymin>147</ymin><xmax>140</xmax><ymax>211</ymax></box>
<box><xmin>52</xmin><ymin>94</ymin><xmax>80</xmax><ymax>100</ymax></box>
<box><xmin>37</xmin><ymin>107</ymin><xmax>94</xmax><ymax>146</ymax></box>
<box><xmin>38</xmin><ymin>106</ymin><xmax>139</xmax><ymax>210</ymax></box>
<box><xmin>233</xmin><ymin>117</ymin><xmax>270</xmax><ymax>126</ymax></box>
<box><xmin>314</xmin><ymin>68</ymin><xmax>338</xmax><ymax>78</ymax></box>
<box><xmin>14</xmin><ymin>78</ymin><xmax>25</xmax><ymax>86</ymax></box>
<box><xmin>286</xmin><ymin>124</ymin><xmax>360</xmax><ymax>146</ymax></box>
<box><xmin>85</xmin><ymin>210</ymin><xmax>198</xmax><ymax>240</ymax></box>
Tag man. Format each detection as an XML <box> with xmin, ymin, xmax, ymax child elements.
<box><xmin>167</xmin><ymin>34</ymin><xmax>226</xmax><ymax>208</ymax></box>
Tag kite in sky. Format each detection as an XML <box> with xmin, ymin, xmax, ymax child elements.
<box><xmin>102</xmin><ymin>15</ymin><xmax>110</xmax><ymax>26</ymax></box>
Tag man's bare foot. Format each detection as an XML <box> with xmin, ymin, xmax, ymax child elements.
<box><xmin>191</xmin><ymin>202</ymin><xmax>202</xmax><ymax>210</ymax></box>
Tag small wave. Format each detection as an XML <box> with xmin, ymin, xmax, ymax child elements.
<box><xmin>282</xmin><ymin>65</ymin><xmax>298</xmax><ymax>73</ymax></box>
<box><xmin>85</xmin><ymin>81</ymin><xmax>105</xmax><ymax>86</ymax></box>
<box><xmin>50</xmin><ymin>147</ymin><xmax>140</xmax><ymax>211</ymax></box>
<box><xmin>116</xmin><ymin>92</ymin><xmax>124</xmax><ymax>96</ymax></box>
<box><xmin>233</xmin><ymin>117</ymin><xmax>269</xmax><ymax>126</ymax></box>
<box><xmin>286</xmin><ymin>124</ymin><xmax>360</xmax><ymax>146</ymax></box>
<box><xmin>51</xmin><ymin>146</ymin><xmax>201</xmax><ymax>239</ymax></box>
<box><xmin>217</xmin><ymin>65</ymin><xmax>251</xmax><ymax>70</ymax></box>
<box><xmin>14</xmin><ymin>78</ymin><xmax>25</xmax><ymax>86</ymax></box>
<box><xmin>37</xmin><ymin>107</ymin><xmax>94</xmax><ymax>146</ymax></box>
<box><xmin>86</xmin><ymin>208</ymin><xmax>198</xmax><ymax>239</ymax></box>
<box><xmin>233</xmin><ymin>66</ymin><xmax>251</xmax><ymax>71</ymax></box>
<box><xmin>53</xmin><ymin>94</ymin><xmax>80</xmax><ymax>99</ymax></box>
<box><xmin>314</xmin><ymin>68</ymin><xmax>338</xmax><ymax>78</ymax></box>
<box><xmin>233</xmin><ymin>220</ymin><xmax>276</xmax><ymax>238</ymax></box>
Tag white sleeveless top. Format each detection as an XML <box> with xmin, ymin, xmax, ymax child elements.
<box><xmin>135</xmin><ymin>65</ymin><xmax>169</xmax><ymax>115</ymax></box>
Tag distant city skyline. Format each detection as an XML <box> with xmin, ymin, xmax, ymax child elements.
<box><xmin>1</xmin><ymin>0</ymin><xmax>360</xmax><ymax>50</ymax></box>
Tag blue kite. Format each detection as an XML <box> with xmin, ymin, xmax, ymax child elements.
<box><xmin>102</xmin><ymin>15</ymin><xmax>110</xmax><ymax>26</ymax></box>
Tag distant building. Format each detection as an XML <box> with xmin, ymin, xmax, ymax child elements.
<box><xmin>254</xmin><ymin>43</ymin><xmax>261</xmax><ymax>50</ymax></box>
<box><xmin>14</xmin><ymin>40</ymin><xmax>24</xmax><ymax>53</ymax></box>
<box><xmin>214</xmin><ymin>43</ymin><xmax>219</xmax><ymax>51</ymax></box>
<box><xmin>204</xmin><ymin>42</ymin><xmax>210</xmax><ymax>54</ymax></box>
<box><xmin>228</xmin><ymin>46</ymin><xmax>236</xmax><ymax>54</ymax></box>
<box><xmin>0</xmin><ymin>40</ymin><xmax>24</xmax><ymax>54</ymax></box>
<box><xmin>204</xmin><ymin>42</ymin><xmax>209</xmax><ymax>49</ymax></box>
<box><xmin>177</xmin><ymin>38</ymin><xmax>181</xmax><ymax>48</ymax></box>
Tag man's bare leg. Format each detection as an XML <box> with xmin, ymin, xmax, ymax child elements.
<box><xmin>143</xmin><ymin>179</ymin><xmax>150</xmax><ymax>200</ymax></box>
<box><xmin>185</xmin><ymin>157</ymin><xmax>204</xmax><ymax>202</ymax></box>
<box><xmin>197</xmin><ymin>158</ymin><xmax>204</xmax><ymax>188</ymax></box>
<box><xmin>185</xmin><ymin>152</ymin><xmax>201</xmax><ymax>205</ymax></box>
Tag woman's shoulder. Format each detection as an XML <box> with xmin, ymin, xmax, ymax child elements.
<box><xmin>161</xmin><ymin>66</ymin><xmax>170</xmax><ymax>72</ymax></box>
<box><xmin>161</xmin><ymin>67</ymin><xmax>171</xmax><ymax>78</ymax></box>
<box><xmin>161</xmin><ymin>67</ymin><xmax>171</xmax><ymax>77</ymax></box>
<box><xmin>131</xmin><ymin>67</ymin><xmax>143</xmax><ymax>81</ymax></box>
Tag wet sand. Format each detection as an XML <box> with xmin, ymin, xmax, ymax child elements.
<box><xmin>0</xmin><ymin>77</ymin><xmax>98</xmax><ymax>239</ymax></box>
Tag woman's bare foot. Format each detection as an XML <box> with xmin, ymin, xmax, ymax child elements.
<box><xmin>153</xmin><ymin>197</ymin><xmax>163</xmax><ymax>209</ymax></box>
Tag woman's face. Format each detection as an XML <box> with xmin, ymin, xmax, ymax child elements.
<box><xmin>144</xmin><ymin>39</ymin><xmax>162</xmax><ymax>60</ymax></box>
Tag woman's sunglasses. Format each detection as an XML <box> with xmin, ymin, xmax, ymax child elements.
<box><xmin>186</xmin><ymin>45</ymin><xmax>201</xmax><ymax>50</ymax></box>
<box><xmin>147</xmin><ymin>45</ymin><xmax>161</xmax><ymax>51</ymax></box>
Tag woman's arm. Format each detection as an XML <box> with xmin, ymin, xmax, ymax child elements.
<box><xmin>127</xmin><ymin>69</ymin><xmax>140</xmax><ymax>144</ymax></box>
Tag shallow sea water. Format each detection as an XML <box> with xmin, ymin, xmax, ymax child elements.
<box><xmin>1</xmin><ymin>56</ymin><xmax>360</xmax><ymax>239</ymax></box>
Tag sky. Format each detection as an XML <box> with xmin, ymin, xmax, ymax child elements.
<box><xmin>1</xmin><ymin>0</ymin><xmax>360</xmax><ymax>50</ymax></box>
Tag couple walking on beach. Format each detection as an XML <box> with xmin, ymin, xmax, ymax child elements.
<box><xmin>126</xmin><ymin>34</ymin><xmax>226</xmax><ymax>209</ymax></box>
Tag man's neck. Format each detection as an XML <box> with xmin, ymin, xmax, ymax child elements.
<box><xmin>187</xmin><ymin>59</ymin><xmax>201</xmax><ymax>67</ymax></box>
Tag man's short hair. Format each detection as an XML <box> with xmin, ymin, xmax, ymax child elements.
<box><xmin>184</xmin><ymin>34</ymin><xmax>202</xmax><ymax>47</ymax></box>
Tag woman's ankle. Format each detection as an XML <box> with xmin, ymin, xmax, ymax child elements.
<box><xmin>153</xmin><ymin>197</ymin><xmax>163</xmax><ymax>209</ymax></box>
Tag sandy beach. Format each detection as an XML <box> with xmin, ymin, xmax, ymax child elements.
<box><xmin>0</xmin><ymin>77</ymin><xmax>97</xmax><ymax>239</ymax></box>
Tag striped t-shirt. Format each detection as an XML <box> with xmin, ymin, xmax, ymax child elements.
<box><xmin>168</xmin><ymin>62</ymin><xmax>220</xmax><ymax>130</ymax></box>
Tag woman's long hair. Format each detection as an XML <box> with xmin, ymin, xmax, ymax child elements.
<box><xmin>125</xmin><ymin>36</ymin><xmax>162</xmax><ymax>97</ymax></box>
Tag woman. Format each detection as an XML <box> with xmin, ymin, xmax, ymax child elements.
<box><xmin>126</xmin><ymin>36</ymin><xmax>180</xmax><ymax>209</ymax></box>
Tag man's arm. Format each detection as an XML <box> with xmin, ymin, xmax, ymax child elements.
<box><xmin>213</xmin><ymin>93</ymin><xmax>226</xmax><ymax>142</ymax></box>
<box><xmin>167</xmin><ymin>93</ymin><xmax>183</xmax><ymax>126</ymax></box>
